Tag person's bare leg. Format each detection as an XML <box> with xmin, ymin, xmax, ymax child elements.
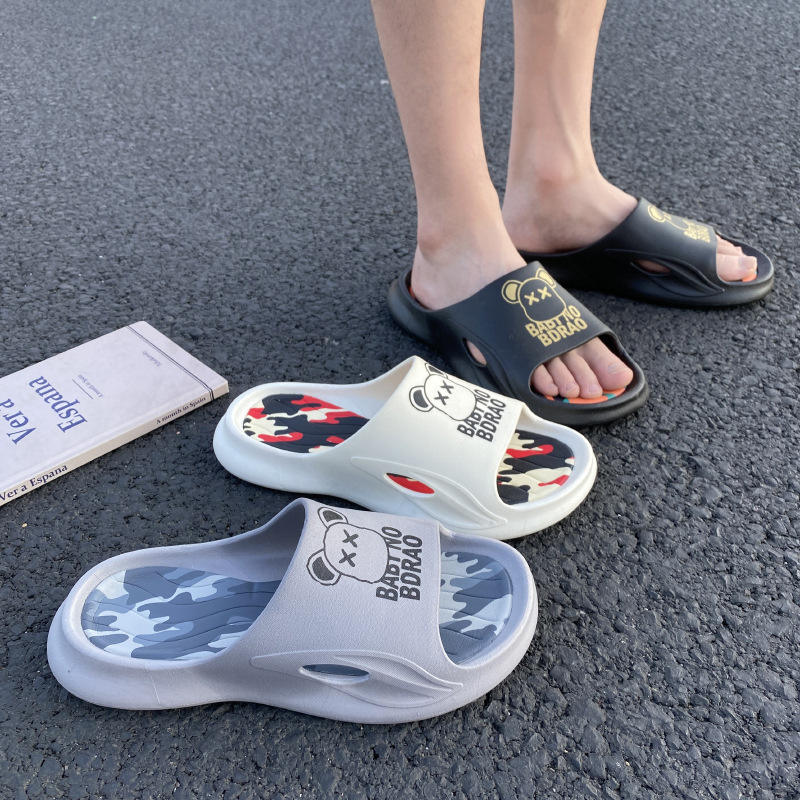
<box><xmin>370</xmin><ymin>0</ymin><xmax>632</xmax><ymax>399</ymax></box>
<box><xmin>502</xmin><ymin>0</ymin><xmax>756</xmax><ymax>281</ymax></box>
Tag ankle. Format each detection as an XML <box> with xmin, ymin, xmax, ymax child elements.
<box><xmin>503</xmin><ymin>174</ymin><xmax>636</xmax><ymax>253</ymax></box>
<box><xmin>411</xmin><ymin>227</ymin><xmax>526</xmax><ymax>311</ymax></box>
<box><xmin>416</xmin><ymin>183</ymin><xmax>505</xmax><ymax>250</ymax></box>
<box><xmin>506</xmin><ymin>137</ymin><xmax>602</xmax><ymax>194</ymax></box>
<box><xmin>504</xmin><ymin>163</ymin><xmax>605</xmax><ymax>221</ymax></box>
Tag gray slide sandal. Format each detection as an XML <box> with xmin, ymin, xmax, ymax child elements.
<box><xmin>48</xmin><ymin>498</ymin><xmax>538</xmax><ymax>724</ymax></box>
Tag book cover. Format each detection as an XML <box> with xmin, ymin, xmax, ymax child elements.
<box><xmin>0</xmin><ymin>321</ymin><xmax>229</xmax><ymax>506</ymax></box>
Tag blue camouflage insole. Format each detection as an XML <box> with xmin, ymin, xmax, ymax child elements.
<box><xmin>82</xmin><ymin>551</ymin><xmax>512</xmax><ymax>665</ymax></box>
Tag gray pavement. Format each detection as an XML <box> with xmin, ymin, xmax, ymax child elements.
<box><xmin>1</xmin><ymin>1</ymin><xmax>799</xmax><ymax>798</ymax></box>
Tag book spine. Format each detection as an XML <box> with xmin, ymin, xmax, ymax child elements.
<box><xmin>0</xmin><ymin>392</ymin><xmax>216</xmax><ymax>508</ymax></box>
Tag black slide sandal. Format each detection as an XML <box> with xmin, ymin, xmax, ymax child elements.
<box><xmin>518</xmin><ymin>199</ymin><xmax>774</xmax><ymax>308</ymax></box>
<box><xmin>387</xmin><ymin>262</ymin><xmax>649</xmax><ymax>427</ymax></box>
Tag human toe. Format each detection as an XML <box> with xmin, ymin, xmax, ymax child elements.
<box><xmin>717</xmin><ymin>252</ymin><xmax>758</xmax><ymax>282</ymax></box>
<box><xmin>560</xmin><ymin>350</ymin><xmax>604</xmax><ymax>398</ymax></box>
<box><xmin>534</xmin><ymin>357</ymin><xmax>581</xmax><ymax>399</ymax></box>
<box><xmin>578</xmin><ymin>339</ymin><xmax>634</xmax><ymax>392</ymax></box>
<box><xmin>716</xmin><ymin>236</ymin><xmax>744</xmax><ymax>256</ymax></box>
<box><xmin>715</xmin><ymin>235</ymin><xmax>757</xmax><ymax>281</ymax></box>
<box><xmin>531</xmin><ymin>364</ymin><xmax>559</xmax><ymax>397</ymax></box>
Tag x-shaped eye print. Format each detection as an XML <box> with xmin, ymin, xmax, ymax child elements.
<box><xmin>524</xmin><ymin>287</ymin><xmax>551</xmax><ymax>304</ymax></box>
<box><xmin>342</xmin><ymin>530</ymin><xmax>359</xmax><ymax>547</ymax></box>
<box><xmin>436</xmin><ymin>380</ymin><xmax>454</xmax><ymax>404</ymax></box>
<box><xmin>339</xmin><ymin>550</ymin><xmax>357</xmax><ymax>567</ymax></box>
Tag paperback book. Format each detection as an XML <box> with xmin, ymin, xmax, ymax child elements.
<box><xmin>0</xmin><ymin>321</ymin><xmax>228</xmax><ymax>506</ymax></box>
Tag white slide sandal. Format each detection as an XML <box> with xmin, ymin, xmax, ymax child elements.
<box><xmin>213</xmin><ymin>357</ymin><xmax>596</xmax><ymax>540</ymax></box>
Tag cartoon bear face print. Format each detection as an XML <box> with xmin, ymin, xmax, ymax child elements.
<box><xmin>647</xmin><ymin>204</ymin><xmax>670</xmax><ymax>224</ymax></box>
<box><xmin>647</xmin><ymin>203</ymin><xmax>712</xmax><ymax>243</ymax></box>
<box><xmin>502</xmin><ymin>266</ymin><xmax>567</xmax><ymax>323</ymax></box>
<box><xmin>307</xmin><ymin>508</ymin><xmax>389</xmax><ymax>586</ymax></box>
<box><xmin>408</xmin><ymin>366</ymin><xmax>478</xmax><ymax>421</ymax></box>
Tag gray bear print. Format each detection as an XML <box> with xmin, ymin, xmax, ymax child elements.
<box><xmin>409</xmin><ymin>366</ymin><xmax>478</xmax><ymax>421</ymax></box>
<box><xmin>307</xmin><ymin>508</ymin><xmax>390</xmax><ymax>586</ymax></box>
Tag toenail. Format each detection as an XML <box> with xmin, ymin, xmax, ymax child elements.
<box><xmin>587</xmin><ymin>383</ymin><xmax>601</xmax><ymax>396</ymax></box>
<box><xmin>607</xmin><ymin>362</ymin><xmax>628</xmax><ymax>375</ymax></box>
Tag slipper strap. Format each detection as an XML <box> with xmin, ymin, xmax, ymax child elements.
<box><xmin>333</xmin><ymin>357</ymin><xmax>526</xmax><ymax>527</ymax></box>
<box><xmin>524</xmin><ymin>198</ymin><xmax>748</xmax><ymax>303</ymax></box>
<box><xmin>424</xmin><ymin>263</ymin><xmax>613</xmax><ymax>404</ymax></box>
<box><xmin>241</xmin><ymin>499</ymin><xmax>452</xmax><ymax>673</ymax></box>
<box><xmin>599</xmin><ymin>198</ymin><xmax>720</xmax><ymax>289</ymax></box>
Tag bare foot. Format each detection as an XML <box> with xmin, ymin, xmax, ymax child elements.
<box><xmin>410</xmin><ymin>228</ymin><xmax>633</xmax><ymax>400</ymax></box>
<box><xmin>503</xmin><ymin>175</ymin><xmax>758</xmax><ymax>282</ymax></box>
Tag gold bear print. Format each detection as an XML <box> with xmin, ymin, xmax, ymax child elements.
<box><xmin>647</xmin><ymin>204</ymin><xmax>712</xmax><ymax>243</ymax></box>
<box><xmin>502</xmin><ymin>266</ymin><xmax>588</xmax><ymax>347</ymax></box>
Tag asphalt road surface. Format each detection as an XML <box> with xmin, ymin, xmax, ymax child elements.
<box><xmin>1</xmin><ymin>1</ymin><xmax>799</xmax><ymax>798</ymax></box>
